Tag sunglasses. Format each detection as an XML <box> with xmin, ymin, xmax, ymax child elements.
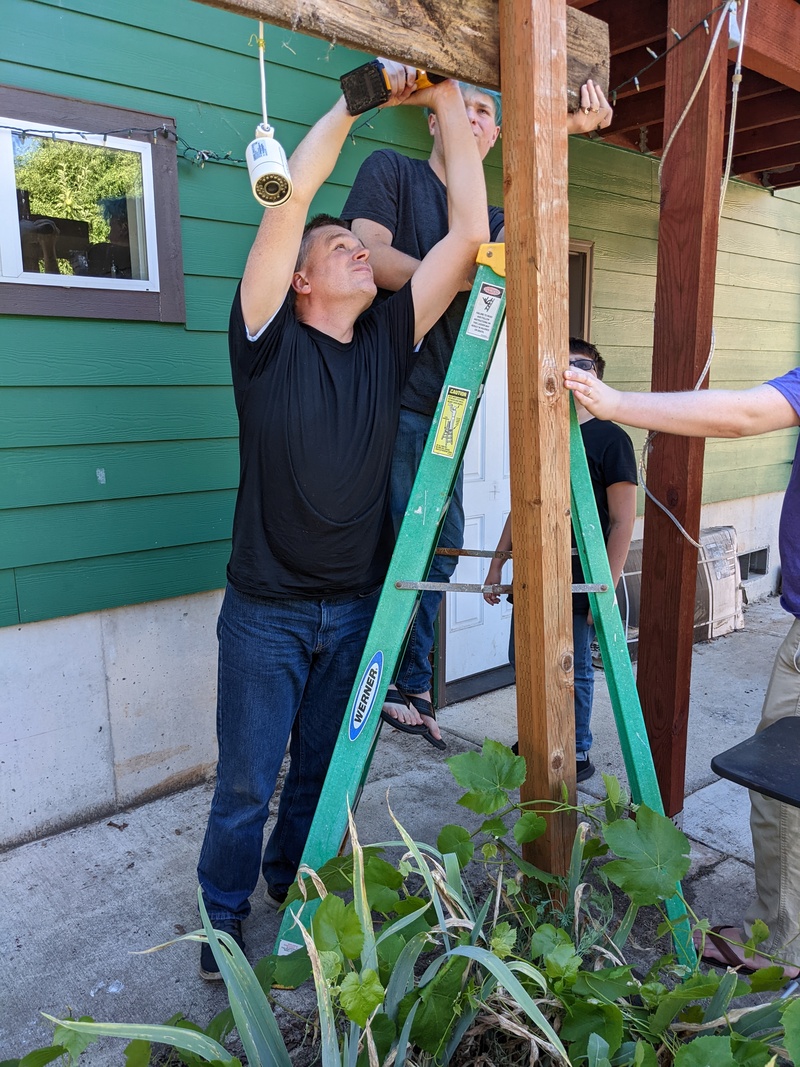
<box><xmin>569</xmin><ymin>358</ymin><xmax>597</xmax><ymax>372</ymax></box>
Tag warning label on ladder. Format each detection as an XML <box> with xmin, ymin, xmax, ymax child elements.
<box><xmin>432</xmin><ymin>386</ymin><xmax>470</xmax><ymax>458</ymax></box>
<box><xmin>465</xmin><ymin>282</ymin><xmax>505</xmax><ymax>341</ymax></box>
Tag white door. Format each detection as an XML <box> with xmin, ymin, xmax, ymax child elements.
<box><xmin>444</xmin><ymin>325</ymin><xmax>512</xmax><ymax>683</ymax></box>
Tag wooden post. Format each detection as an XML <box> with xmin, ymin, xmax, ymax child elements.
<box><xmin>498</xmin><ymin>0</ymin><xmax>575</xmax><ymax>872</ymax></box>
<box><xmin>637</xmin><ymin>0</ymin><xmax>728</xmax><ymax>817</ymax></box>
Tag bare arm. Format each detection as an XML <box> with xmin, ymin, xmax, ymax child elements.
<box><xmin>409</xmin><ymin>81</ymin><xmax>489</xmax><ymax>343</ymax></box>
<box><xmin>563</xmin><ymin>370</ymin><xmax>800</xmax><ymax>438</ymax></box>
<box><xmin>349</xmin><ymin>218</ymin><xmax>420</xmax><ymax>291</ymax></box>
<box><xmin>483</xmin><ymin>512</ymin><xmax>513</xmax><ymax>605</ymax></box>
<box><xmin>240</xmin><ymin>98</ymin><xmax>363</xmax><ymax>334</ymax></box>
<box><xmin>604</xmin><ymin>481</ymin><xmax>637</xmax><ymax>592</ymax></box>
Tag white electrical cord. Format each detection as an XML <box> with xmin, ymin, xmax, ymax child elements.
<box><xmin>257</xmin><ymin>21</ymin><xmax>269</xmax><ymax>128</ymax></box>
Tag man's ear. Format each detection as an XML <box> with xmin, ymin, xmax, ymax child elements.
<box><xmin>428</xmin><ymin>112</ymin><xmax>437</xmax><ymax>138</ymax></box>
<box><xmin>291</xmin><ymin>270</ymin><xmax>311</xmax><ymax>296</ymax></box>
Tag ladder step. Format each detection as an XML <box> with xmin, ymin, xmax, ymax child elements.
<box><xmin>394</xmin><ymin>580</ymin><xmax>609</xmax><ymax>593</ymax></box>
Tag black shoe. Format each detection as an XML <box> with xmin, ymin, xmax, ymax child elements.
<box><xmin>576</xmin><ymin>752</ymin><xmax>595</xmax><ymax>783</ymax></box>
<box><xmin>264</xmin><ymin>885</ymin><xmax>288</xmax><ymax>911</ymax></box>
<box><xmin>199</xmin><ymin>918</ymin><xmax>245</xmax><ymax>981</ymax></box>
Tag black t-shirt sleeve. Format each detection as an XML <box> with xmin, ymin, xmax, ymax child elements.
<box><xmin>228</xmin><ymin>283</ymin><xmax>293</xmax><ymax>390</ymax></box>
<box><xmin>341</xmin><ymin>150</ymin><xmax>403</xmax><ymax>236</ymax></box>
<box><xmin>361</xmin><ymin>280</ymin><xmax>417</xmax><ymax>385</ymax></box>
<box><xmin>599</xmin><ymin>425</ymin><xmax>638</xmax><ymax>488</ymax></box>
<box><xmin>489</xmin><ymin>206</ymin><xmax>504</xmax><ymax>240</ymax></box>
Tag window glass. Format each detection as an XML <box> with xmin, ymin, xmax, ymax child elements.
<box><xmin>15</xmin><ymin>134</ymin><xmax>149</xmax><ymax>281</ymax></box>
<box><xmin>0</xmin><ymin>119</ymin><xmax>159</xmax><ymax>293</ymax></box>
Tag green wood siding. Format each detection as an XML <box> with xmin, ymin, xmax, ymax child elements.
<box><xmin>1</xmin><ymin>0</ymin><xmax>797</xmax><ymax>625</ymax></box>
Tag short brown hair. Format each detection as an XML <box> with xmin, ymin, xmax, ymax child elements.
<box><xmin>569</xmin><ymin>337</ymin><xmax>606</xmax><ymax>380</ymax></box>
<box><xmin>295</xmin><ymin>214</ymin><xmax>349</xmax><ymax>272</ymax></box>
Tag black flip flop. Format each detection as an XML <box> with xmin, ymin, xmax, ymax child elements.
<box><xmin>397</xmin><ymin>688</ymin><xmax>447</xmax><ymax>752</ymax></box>
<box><xmin>379</xmin><ymin>689</ymin><xmax>447</xmax><ymax>751</ymax></box>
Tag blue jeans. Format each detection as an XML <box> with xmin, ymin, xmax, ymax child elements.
<box><xmin>197</xmin><ymin>583</ymin><xmax>378</xmax><ymax>923</ymax></box>
<box><xmin>508</xmin><ymin>609</ymin><xmax>594</xmax><ymax>755</ymax></box>
<box><xmin>391</xmin><ymin>408</ymin><xmax>465</xmax><ymax>696</ymax></box>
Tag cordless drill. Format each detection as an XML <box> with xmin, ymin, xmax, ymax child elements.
<box><xmin>340</xmin><ymin>59</ymin><xmax>446</xmax><ymax>115</ymax></box>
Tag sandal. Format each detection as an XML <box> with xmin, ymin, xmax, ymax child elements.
<box><xmin>397</xmin><ymin>688</ymin><xmax>447</xmax><ymax>752</ymax></box>
<box><xmin>699</xmin><ymin>925</ymin><xmax>799</xmax><ymax>978</ymax></box>
<box><xmin>379</xmin><ymin>689</ymin><xmax>447</xmax><ymax>751</ymax></box>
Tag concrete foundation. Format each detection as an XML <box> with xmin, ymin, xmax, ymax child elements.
<box><xmin>0</xmin><ymin>591</ymin><xmax>222</xmax><ymax>849</ymax></box>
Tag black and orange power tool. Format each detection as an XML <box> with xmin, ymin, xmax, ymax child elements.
<box><xmin>340</xmin><ymin>59</ymin><xmax>447</xmax><ymax>115</ymax></box>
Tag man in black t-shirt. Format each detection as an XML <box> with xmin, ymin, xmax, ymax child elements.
<box><xmin>483</xmin><ymin>340</ymin><xmax>637</xmax><ymax>783</ymax></box>
<box><xmin>196</xmin><ymin>74</ymin><xmax>489</xmax><ymax>979</ymax></box>
<box><xmin>342</xmin><ymin>66</ymin><xmax>614</xmax><ymax>746</ymax></box>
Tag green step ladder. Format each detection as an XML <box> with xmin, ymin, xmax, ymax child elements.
<box><xmin>276</xmin><ymin>244</ymin><xmax>694</xmax><ymax>966</ymax></box>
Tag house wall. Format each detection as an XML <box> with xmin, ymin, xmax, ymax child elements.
<box><xmin>2</xmin><ymin>0</ymin><xmax>798</xmax><ymax>846</ymax></box>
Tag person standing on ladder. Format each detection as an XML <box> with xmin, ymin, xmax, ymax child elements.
<box><xmin>342</xmin><ymin>65</ymin><xmax>613</xmax><ymax>747</ymax></box>
<box><xmin>563</xmin><ymin>361</ymin><xmax>800</xmax><ymax>979</ymax></box>
<box><xmin>483</xmin><ymin>339</ymin><xmax>637</xmax><ymax>783</ymax></box>
<box><xmin>196</xmin><ymin>73</ymin><xmax>489</xmax><ymax>979</ymax></box>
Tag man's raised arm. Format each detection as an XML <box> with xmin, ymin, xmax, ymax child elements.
<box><xmin>409</xmin><ymin>81</ymin><xmax>489</xmax><ymax>343</ymax></box>
<box><xmin>239</xmin><ymin>99</ymin><xmax>360</xmax><ymax>335</ymax></box>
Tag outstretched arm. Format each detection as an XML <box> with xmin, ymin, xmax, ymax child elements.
<box><xmin>563</xmin><ymin>369</ymin><xmax>800</xmax><ymax>438</ymax></box>
<box><xmin>239</xmin><ymin>73</ymin><xmax>421</xmax><ymax>335</ymax></box>
<box><xmin>408</xmin><ymin>80</ymin><xmax>489</xmax><ymax>342</ymax></box>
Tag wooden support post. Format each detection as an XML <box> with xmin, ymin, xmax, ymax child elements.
<box><xmin>498</xmin><ymin>0</ymin><xmax>575</xmax><ymax>873</ymax></box>
<box><xmin>637</xmin><ymin>0</ymin><xmax>727</xmax><ymax>817</ymax></box>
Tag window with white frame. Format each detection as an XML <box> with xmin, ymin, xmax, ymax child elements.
<box><xmin>1</xmin><ymin>121</ymin><xmax>159</xmax><ymax>290</ymax></box>
<box><xmin>0</xmin><ymin>86</ymin><xmax>184</xmax><ymax>322</ymax></box>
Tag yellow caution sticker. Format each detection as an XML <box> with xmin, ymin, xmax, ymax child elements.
<box><xmin>466</xmin><ymin>282</ymin><xmax>505</xmax><ymax>341</ymax></box>
<box><xmin>432</xmin><ymin>386</ymin><xmax>470</xmax><ymax>458</ymax></box>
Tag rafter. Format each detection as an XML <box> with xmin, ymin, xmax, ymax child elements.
<box><xmin>193</xmin><ymin>0</ymin><xmax>608</xmax><ymax>106</ymax></box>
<box><xmin>741</xmin><ymin>0</ymin><xmax>800</xmax><ymax>93</ymax></box>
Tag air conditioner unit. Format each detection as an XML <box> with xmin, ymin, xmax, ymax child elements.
<box><xmin>601</xmin><ymin>527</ymin><xmax>743</xmax><ymax>663</ymax></box>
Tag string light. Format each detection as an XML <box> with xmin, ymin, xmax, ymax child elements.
<box><xmin>609</xmin><ymin>1</ymin><xmax>731</xmax><ymax>104</ymax></box>
<box><xmin>0</xmin><ymin>123</ymin><xmax>247</xmax><ymax>167</ymax></box>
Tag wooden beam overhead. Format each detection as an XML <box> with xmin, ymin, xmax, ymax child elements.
<box><xmin>734</xmin><ymin>140</ymin><xmax>800</xmax><ymax>173</ymax></box>
<box><xmin>587</xmin><ymin>0</ymin><xmax>666</xmax><ymax>54</ymax></box>
<box><xmin>763</xmin><ymin>166</ymin><xmax>800</xmax><ymax>188</ymax></box>
<box><xmin>193</xmin><ymin>0</ymin><xmax>609</xmax><ymax>108</ymax></box>
<box><xmin>732</xmin><ymin>116</ymin><xmax>800</xmax><ymax>156</ymax></box>
<box><xmin>741</xmin><ymin>0</ymin><xmax>800</xmax><ymax>93</ymax></box>
<box><xmin>734</xmin><ymin>89</ymin><xmax>800</xmax><ymax>132</ymax></box>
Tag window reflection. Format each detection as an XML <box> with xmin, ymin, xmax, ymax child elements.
<box><xmin>14</xmin><ymin>135</ymin><xmax>148</xmax><ymax>280</ymax></box>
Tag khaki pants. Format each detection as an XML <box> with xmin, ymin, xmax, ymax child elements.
<box><xmin>743</xmin><ymin>617</ymin><xmax>800</xmax><ymax>966</ymax></box>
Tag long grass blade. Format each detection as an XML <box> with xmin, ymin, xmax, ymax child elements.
<box><xmin>392</xmin><ymin>999</ymin><xmax>420</xmax><ymax>1067</ymax></box>
<box><xmin>198</xmin><ymin>892</ymin><xmax>292</xmax><ymax>1067</ymax></box>
<box><xmin>296</xmin><ymin>920</ymin><xmax>343</xmax><ymax>1067</ymax></box>
<box><xmin>448</xmin><ymin>946</ymin><xmax>569</xmax><ymax>1061</ymax></box>
<box><xmin>385</xmin><ymin>931</ymin><xmax>434</xmax><ymax>1018</ymax></box>
<box><xmin>386</xmin><ymin>800</ymin><xmax>450</xmax><ymax>949</ymax></box>
<box><xmin>348</xmin><ymin>806</ymin><xmax>377</xmax><ymax>974</ymax></box>
<box><xmin>703</xmin><ymin>970</ymin><xmax>740</xmax><ymax>1023</ymax></box>
<box><xmin>40</xmin><ymin>1017</ymin><xmax>234</xmax><ymax>1064</ymax></box>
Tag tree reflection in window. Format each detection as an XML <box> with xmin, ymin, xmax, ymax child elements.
<box><xmin>14</xmin><ymin>134</ymin><xmax>148</xmax><ymax>279</ymax></box>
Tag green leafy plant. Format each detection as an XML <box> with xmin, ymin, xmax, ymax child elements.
<box><xmin>15</xmin><ymin>741</ymin><xmax>800</xmax><ymax>1067</ymax></box>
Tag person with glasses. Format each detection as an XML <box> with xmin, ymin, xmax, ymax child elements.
<box><xmin>483</xmin><ymin>339</ymin><xmax>637</xmax><ymax>782</ymax></box>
